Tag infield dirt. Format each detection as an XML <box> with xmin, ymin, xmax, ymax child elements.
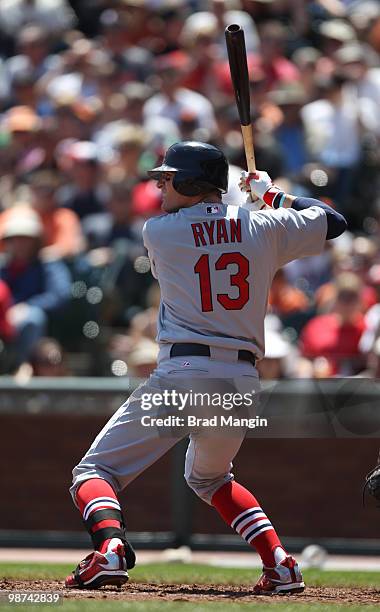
<box><xmin>1</xmin><ymin>579</ymin><xmax>379</xmax><ymax>605</ymax></box>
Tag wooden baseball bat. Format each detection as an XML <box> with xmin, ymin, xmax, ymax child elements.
<box><xmin>225</xmin><ymin>24</ymin><xmax>256</xmax><ymax>173</ymax></box>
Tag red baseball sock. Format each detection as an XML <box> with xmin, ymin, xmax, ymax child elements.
<box><xmin>211</xmin><ymin>481</ymin><xmax>286</xmax><ymax>567</ymax></box>
<box><xmin>76</xmin><ymin>479</ymin><xmax>123</xmax><ymax>553</ymax></box>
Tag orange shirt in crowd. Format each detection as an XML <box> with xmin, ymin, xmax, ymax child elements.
<box><xmin>38</xmin><ymin>208</ymin><xmax>84</xmax><ymax>257</ymax></box>
<box><xmin>269</xmin><ymin>284</ymin><xmax>309</xmax><ymax>315</ymax></box>
<box><xmin>269</xmin><ymin>271</ymin><xmax>309</xmax><ymax>315</ymax></box>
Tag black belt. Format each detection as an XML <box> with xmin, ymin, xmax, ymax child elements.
<box><xmin>170</xmin><ymin>343</ymin><xmax>256</xmax><ymax>366</ymax></box>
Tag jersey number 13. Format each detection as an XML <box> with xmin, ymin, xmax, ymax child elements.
<box><xmin>194</xmin><ymin>252</ymin><xmax>250</xmax><ymax>312</ymax></box>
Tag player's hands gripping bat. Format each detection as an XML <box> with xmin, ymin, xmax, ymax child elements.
<box><xmin>239</xmin><ymin>170</ymin><xmax>272</xmax><ymax>210</ymax></box>
<box><xmin>239</xmin><ymin>170</ymin><xmax>290</xmax><ymax>210</ymax></box>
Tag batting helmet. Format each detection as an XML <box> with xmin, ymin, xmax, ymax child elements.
<box><xmin>148</xmin><ymin>141</ymin><xmax>229</xmax><ymax>196</ymax></box>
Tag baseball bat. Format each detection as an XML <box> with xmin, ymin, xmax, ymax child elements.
<box><xmin>225</xmin><ymin>24</ymin><xmax>256</xmax><ymax>173</ymax></box>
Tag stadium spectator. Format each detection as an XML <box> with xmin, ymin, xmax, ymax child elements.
<box><xmin>291</xmin><ymin>46</ymin><xmax>323</xmax><ymax>101</ymax></box>
<box><xmin>359</xmin><ymin>264</ymin><xmax>380</xmax><ymax>355</ymax></box>
<box><xmin>253</xmin><ymin>21</ymin><xmax>300</xmax><ymax>91</ymax></box>
<box><xmin>57</xmin><ymin>141</ymin><xmax>107</xmax><ymax>220</ymax></box>
<box><xmin>269</xmin><ymin>269</ymin><xmax>310</xmax><ymax>319</ymax></box>
<box><xmin>13</xmin><ymin>336</ymin><xmax>69</xmax><ymax>381</ymax></box>
<box><xmin>83</xmin><ymin>177</ymin><xmax>142</xmax><ymax>251</ymax></box>
<box><xmin>111</xmin><ymin>124</ymin><xmax>148</xmax><ymax>182</ymax></box>
<box><xmin>315</xmin><ymin>237</ymin><xmax>378</xmax><ymax>313</ymax></box>
<box><xmin>143</xmin><ymin>52</ymin><xmax>217</xmax><ymax>135</ymax></box>
<box><xmin>128</xmin><ymin>281</ymin><xmax>160</xmax><ymax>342</ymax></box>
<box><xmin>0</xmin><ymin>0</ymin><xmax>75</xmax><ymax>40</ymax></box>
<box><xmin>300</xmin><ymin>273</ymin><xmax>366</xmax><ymax>375</ymax></box>
<box><xmin>122</xmin><ymin>82</ymin><xmax>154</xmax><ymax>125</ymax></box>
<box><xmin>257</xmin><ymin>327</ymin><xmax>293</xmax><ymax>380</ymax></box>
<box><xmin>318</xmin><ymin>18</ymin><xmax>357</xmax><ymax>58</ymax></box>
<box><xmin>0</xmin><ymin>208</ymin><xmax>71</xmax><ymax>368</ymax></box>
<box><xmin>336</xmin><ymin>43</ymin><xmax>380</xmax><ymax>124</ymax></box>
<box><xmin>301</xmin><ymin>72</ymin><xmax>364</xmax><ymax>210</ymax></box>
<box><xmin>211</xmin><ymin>0</ymin><xmax>260</xmax><ymax>55</ymax></box>
<box><xmin>179</xmin><ymin>12</ymin><xmax>221</xmax><ymax>100</ymax></box>
<box><xmin>98</xmin><ymin>8</ymin><xmax>153</xmax><ymax>83</ymax></box>
<box><xmin>270</xmin><ymin>83</ymin><xmax>309</xmax><ymax>175</ymax></box>
<box><xmin>126</xmin><ymin>337</ymin><xmax>158</xmax><ymax>378</ymax></box>
<box><xmin>27</xmin><ymin>170</ymin><xmax>85</xmax><ymax>259</ymax></box>
<box><xmin>29</xmin><ymin>337</ymin><xmax>68</xmax><ymax>376</ymax></box>
<box><xmin>1</xmin><ymin>105</ymin><xmax>43</xmax><ymax>178</ymax></box>
<box><xmin>5</xmin><ymin>25</ymin><xmax>55</xmax><ymax>85</ymax></box>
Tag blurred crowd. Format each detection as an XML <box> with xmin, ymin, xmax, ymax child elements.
<box><xmin>1</xmin><ymin>0</ymin><xmax>380</xmax><ymax>380</ymax></box>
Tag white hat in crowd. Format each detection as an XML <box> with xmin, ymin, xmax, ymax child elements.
<box><xmin>2</xmin><ymin>209</ymin><xmax>43</xmax><ymax>240</ymax></box>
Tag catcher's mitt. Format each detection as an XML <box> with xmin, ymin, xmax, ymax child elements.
<box><xmin>363</xmin><ymin>464</ymin><xmax>380</xmax><ymax>506</ymax></box>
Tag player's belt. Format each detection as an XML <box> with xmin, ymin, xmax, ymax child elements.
<box><xmin>170</xmin><ymin>343</ymin><xmax>256</xmax><ymax>366</ymax></box>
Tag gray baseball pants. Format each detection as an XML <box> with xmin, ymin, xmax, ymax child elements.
<box><xmin>71</xmin><ymin>347</ymin><xmax>260</xmax><ymax>505</ymax></box>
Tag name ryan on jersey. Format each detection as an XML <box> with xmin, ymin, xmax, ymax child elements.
<box><xmin>191</xmin><ymin>219</ymin><xmax>242</xmax><ymax>247</ymax></box>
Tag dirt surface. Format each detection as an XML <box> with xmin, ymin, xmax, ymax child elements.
<box><xmin>1</xmin><ymin>579</ymin><xmax>379</xmax><ymax>605</ymax></box>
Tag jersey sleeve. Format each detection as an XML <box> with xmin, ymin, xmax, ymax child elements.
<box><xmin>142</xmin><ymin>219</ymin><xmax>158</xmax><ymax>279</ymax></box>
<box><xmin>257</xmin><ymin>206</ymin><xmax>327</xmax><ymax>268</ymax></box>
<box><xmin>142</xmin><ymin>220</ymin><xmax>151</xmax><ymax>249</ymax></box>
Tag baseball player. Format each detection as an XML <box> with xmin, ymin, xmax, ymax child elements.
<box><xmin>65</xmin><ymin>141</ymin><xmax>346</xmax><ymax>594</ymax></box>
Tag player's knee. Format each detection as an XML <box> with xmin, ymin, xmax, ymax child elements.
<box><xmin>70</xmin><ymin>462</ymin><xmax>122</xmax><ymax>505</ymax></box>
<box><xmin>69</xmin><ymin>477</ymin><xmax>81</xmax><ymax>506</ymax></box>
<box><xmin>185</xmin><ymin>471</ymin><xmax>232</xmax><ymax>505</ymax></box>
<box><xmin>69</xmin><ymin>466</ymin><xmax>104</xmax><ymax>506</ymax></box>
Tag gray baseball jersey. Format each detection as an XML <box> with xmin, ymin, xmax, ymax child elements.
<box><xmin>143</xmin><ymin>203</ymin><xmax>327</xmax><ymax>359</ymax></box>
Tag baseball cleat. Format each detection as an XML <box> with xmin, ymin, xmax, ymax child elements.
<box><xmin>253</xmin><ymin>555</ymin><xmax>305</xmax><ymax>595</ymax></box>
<box><xmin>65</xmin><ymin>541</ymin><xmax>128</xmax><ymax>589</ymax></box>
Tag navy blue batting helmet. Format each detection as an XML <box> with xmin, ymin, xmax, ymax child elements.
<box><xmin>148</xmin><ymin>141</ymin><xmax>229</xmax><ymax>196</ymax></box>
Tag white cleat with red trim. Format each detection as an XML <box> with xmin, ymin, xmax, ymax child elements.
<box><xmin>253</xmin><ymin>556</ymin><xmax>305</xmax><ymax>595</ymax></box>
<box><xmin>65</xmin><ymin>540</ymin><xmax>128</xmax><ymax>589</ymax></box>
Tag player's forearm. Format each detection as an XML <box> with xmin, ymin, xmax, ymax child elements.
<box><xmin>287</xmin><ymin>196</ymin><xmax>347</xmax><ymax>240</ymax></box>
<box><xmin>264</xmin><ymin>192</ymin><xmax>347</xmax><ymax>240</ymax></box>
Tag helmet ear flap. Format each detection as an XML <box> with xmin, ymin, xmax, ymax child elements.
<box><xmin>172</xmin><ymin>175</ymin><xmax>203</xmax><ymax>196</ymax></box>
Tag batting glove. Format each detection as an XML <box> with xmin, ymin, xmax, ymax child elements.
<box><xmin>239</xmin><ymin>171</ymin><xmax>285</xmax><ymax>208</ymax></box>
<box><xmin>241</xmin><ymin>194</ymin><xmax>266</xmax><ymax>212</ymax></box>
<box><xmin>238</xmin><ymin>172</ymin><xmax>266</xmax><ymax>211</ymax></box>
